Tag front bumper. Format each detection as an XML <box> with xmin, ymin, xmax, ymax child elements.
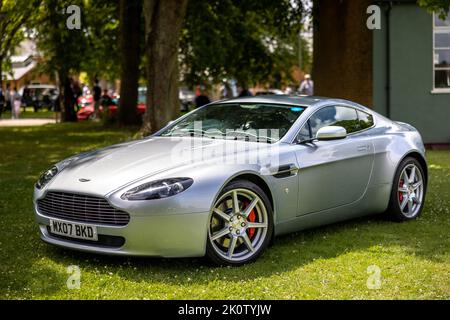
<box><xmin>35</xmin><ymin>208</ymin><xmax>210</xmax><ymax>257</ymax></box>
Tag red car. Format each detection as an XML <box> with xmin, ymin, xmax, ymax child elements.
<box><xmin>76</xmin><ymin>94</ymin><xmax>146</xmax><ymax>121</ymax></box>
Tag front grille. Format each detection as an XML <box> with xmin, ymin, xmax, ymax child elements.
<box><xmin>37</xmin><ymin>191</ymin><xmax>130</xmax><ymax>226</ymax></box>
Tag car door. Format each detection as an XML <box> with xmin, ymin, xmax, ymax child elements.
<box><xmin>294</xmin><ymin>105</ymin><xmax>374</xmax><ymax>216</ymax></box>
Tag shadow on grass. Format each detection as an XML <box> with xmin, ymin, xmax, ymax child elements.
<box><xmin>39</xmin><ymin>210</ymin><xmax>448</xmax><ymax>288</ymax></box>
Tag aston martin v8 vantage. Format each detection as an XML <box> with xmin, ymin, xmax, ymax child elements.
<box><xmin>34</xmin><ymin>95</ymin><xmax>427</xmax><ymax>265</ymax></box>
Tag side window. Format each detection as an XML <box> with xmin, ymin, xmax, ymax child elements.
<box><xmin>334</xmin><ymin>107</ymin><xmax>360</xmax><ymax>133</ymax></box>
<box><xmin>433</xmin><ymin>12</ymin><xmax>450</xmax><ymax>90</ymax></box>
<box><xmin>296</xmin><ymin>120</ymin><xmax>311</xmax><ymax>142</ymax></box>
<box><xmin>309</xmin><ymin>106</ymin><xmax>360</xmax><ymax>137</ymax></box>
<box><xmin>357</xmin><ymin>110</ymin><xmax>374</xmax><ymax>130</ymax></box>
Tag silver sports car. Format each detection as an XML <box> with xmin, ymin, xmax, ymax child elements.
<box><xmin>34</xmin><ymin>95</ymin><xmax>427</xmax><ymax>265</ymax></box>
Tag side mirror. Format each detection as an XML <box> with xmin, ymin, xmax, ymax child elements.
<box><xmin>316</xmin><ymin>126</ymin><xmax>347</xmax><ymax>141</ymax></box>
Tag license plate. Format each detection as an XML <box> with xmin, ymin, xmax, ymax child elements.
<box><xmin>49</xmin><ymin>219</ymin><xmax>98</xmax><ymax>241</ymax></box>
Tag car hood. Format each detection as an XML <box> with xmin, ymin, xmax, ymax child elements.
<box><xmin>47</xmin><ymin>137</ymin><xmax>273</xmax><ymax>195</ymax></box>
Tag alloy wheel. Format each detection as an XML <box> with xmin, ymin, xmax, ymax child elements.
<box><xmin>397</xmin><ymin>163</ymin><xmax>424</xmax><ymax>218</ymax></box>
<box><xmin>208</xmin><ymin>188</ymin><xmax>269</xmax><ymax>262</ymax></box>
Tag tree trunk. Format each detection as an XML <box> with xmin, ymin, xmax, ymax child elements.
<box><xmin>118</xmin><ymin>0</ymin><xmax>142</xmax><ymax>126</ymax></box>
<box><xmin>62</xmin><ymin>75</ymin><xmax>77</xmax><ymax>122</ymax></box>
<box><xmin>141</xmin><ymin>0</ymin><xmax>188</xmax><ymax>135</ymax></box>
<box><xmin>0</xmin><ymin>56</ymin><xmax>3</xmax><ymax>90</ymax></box>
<box><xmin>312</xmin><ymin>0</ymin><xmax>373</xmax><ymax>106</ymax></box>
<box><xmin>0</xmin><ymin>56</ymin><xmax>3</xmax><ymax>117</ymax></box>
<box><xmin>56</xmin><ymin>71</ymin><xmax>65</xmax><ymax>121</ymax></box>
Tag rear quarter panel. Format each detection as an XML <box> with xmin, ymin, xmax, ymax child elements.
<box><xmin>367</xmin><ymin>115</ymin><xmax>426</xmax><ymax>205</ymax></box>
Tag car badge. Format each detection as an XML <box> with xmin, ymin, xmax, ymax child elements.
<box><xmin>78</xmin><ymin>178</ymin><xmax>91</xmax><ymax>182</ymax></box>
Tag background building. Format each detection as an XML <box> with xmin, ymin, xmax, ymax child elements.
<box><xmin>3</xmin><ymin>40</ymin><xmax>52</xmax><ymax>91</ymax></box>
<box><xmin>313</xmin><ymin>0</ymin><xmax>450</xmax><ymax>145</ymax></box>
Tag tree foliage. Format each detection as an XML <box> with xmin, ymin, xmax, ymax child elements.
<box><xmin>418</xmin><ymin>0</ymin><xmax>450</xmax><ymax>18</ymax></box>
<box><xmin>34</xmin><ymin>0</ymin><xmax>120</xmax><ymax>121</ymax></box>
<box><xmin>0</xmin><ymin>0</ymin><xmax>41</xmax><ymax>86</ymax></box>
<box><xmin>180</xmin><ymin>0</ymin><xmax>309</xmax><ymax>88</ymax></box>
<box><xmin>81</xmin><ymin>0</ymin><xmax>120</xmax><ymax>82</ymax></box>
<box><xmin>7</xmin><ymin>0</ymin><xmax>310</xmax><ymax>127</ymax></box>
<box><xmin>35</xmin><ymin>0</ymin><xmax>87</xmax><ymax>80</ymax></box>
<box><xmin>36</xmin><ymin>0</ymin><xmax>119</xmax><ymax>83</ymax></box>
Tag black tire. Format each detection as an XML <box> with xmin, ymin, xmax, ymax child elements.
<box><xmin>206</xmin><ymin>180</ymin><xmax>273</xmax><ymax>266</ymax></box>
<box><xmin>387</xmin><ymin>157</ymin><xmax>427</xmax><ymax>222</ymax></box>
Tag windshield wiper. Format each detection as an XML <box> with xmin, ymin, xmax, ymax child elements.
<box><xmin>226</xmin><ymin>131</ymin><xmax>277</xmax><ymax>143</ymax></box>
<box><xmin>167</xmin><ymin>128</ymin><xmax>222</xmax><ymax>139</ymax></box>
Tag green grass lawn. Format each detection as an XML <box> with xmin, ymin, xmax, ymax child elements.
<box><xmin>0</xmin><ymin>122</ymin><xmax>449</xmax><ymax>299</ymax></box>
<box><xmin>1</xmin><ymin>107</ymin><xmax>55</xmax><ymax>119</ymax></box>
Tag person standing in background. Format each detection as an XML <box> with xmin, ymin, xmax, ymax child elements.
<box><xmin>12</xmin><ymin>87</ymin><xmax>21</xmax><ymax>119</ymax></box>
<box><xmin>72</xmin><ymin>80</ymin><xmax>82</xmax><ymax>111</ymax></box>
<box><xmin>238</xmin><ymin>87</ymin><xmax>253</xmax><ymax>97</ymax></box>
<box><xmin>5</xmin><ymin>83</ymin><xmax>12</xmax><ymax>113</ymax></box>
<box><xmin>0</xmin><ymin>87</ymin><xmax>4</xmax><ymax>118</ymax></box>
<box><xmin>92</xmin><ymin>79</ymin><xmax>102</xmax><ymax>119</ymax></box>
<box><xmin>194</xmin><ymin>85</ymin><xmax>211</xmax><ymax>108</ymax></box>
<box><xmin>101</xmin><ymin>89</ymin><xmax>113</xmax><ymax>107</ymax></box>
<box><xmin>82</xmin><ymin>83</ymin><xmax>90</xmax><ymax>96</ymax></box>
<box><xmin>220</xmin><ymin>81</ymin><xmax>233</xmax><ymax>99</ymax></box>
<box><xmin>299</xmin><ymin>74</ymin><xmax>314</xmax><ymax>96</ymax></box>
<box><xmin>64</xmin><ymin>77</ymin><xmax>77</xmax><ymax>121</ymax></box>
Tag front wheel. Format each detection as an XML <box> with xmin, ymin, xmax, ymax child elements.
<box><xmin>387</xmin><ymin>157</ymin><xmax>426</xmax><ymax>221</ymax></box>
<box><xmin>206</xmin><ymin>180</ymin><xmax>273</xmax><ymax>266</ymax></box>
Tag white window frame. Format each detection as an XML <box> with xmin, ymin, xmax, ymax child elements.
<box><xmin>432</xmin><ymin>12</ymin><xmax>450</xmax><ymax>94</ymax></box>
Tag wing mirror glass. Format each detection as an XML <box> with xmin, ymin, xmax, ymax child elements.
<box><xmin>316</xmin><ymin>126</ymin><xmax>347</xmax><ymax>141</ymax></box>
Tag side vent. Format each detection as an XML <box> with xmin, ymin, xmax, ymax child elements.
<box><xmin>273</xmin><ymin>164</ymin><xmax>299</xmax><ymax>178</ymax></box>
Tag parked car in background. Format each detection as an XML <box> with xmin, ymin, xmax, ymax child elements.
<box><xmin>77</xmin><ymin>91</ymin><xmax>145</xmax><ymax>121</ymax></box>
<box><xmin>21</xmin><ymin>84</ymin><xmax>59</xmax><ymax>112</ymax></box>
<box><xmin>139</xmin><ymin>87</ymin><xmax>194</xmax><ymax>112</ymax></box>
<box><xmin>136</xmin><ymin>87</ymin><xmax>147</xmax><ymax>113</ymax></box>
<box><xmin>255</xmin><ymin>89</ymin><xmax>285</xmax><ymax>96</ymax></box>
<box><xmin>77</xmin><ymin>87</ymin><xmax>194</xmax><ymax>120</ymax></box>
<box><xmin>78</xmin><ymin>95</ymin><xmax>94</xmax><ymax>110</ymax></box>
<box><xmin>76</xmin><ymin>95</ymin><xmax>94</xmax><ymax>120</ymax></box>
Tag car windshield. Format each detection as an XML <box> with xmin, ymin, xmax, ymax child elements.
<box><xmin>24</xmin><ymin>88</ymin><xmax>47</xmax><ymax>97</ymax></box>
<box><xmin>159</xmin><ymin>103</ymin><xmax>306</xmax><ymax>143</ymax></box>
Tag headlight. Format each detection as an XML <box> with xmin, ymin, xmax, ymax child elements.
<box><xmin>35</xmin><ymin>157</ymin><xmax>77</xmax><ymax>190</ymax></box>
<box><xmin>121</xmin><ymin>178</ymin><xmax>193</xmax><ymax>200</ymax></box>
<box><xmin>35</xmin><ymin>166</ymin><xmax>58</xmax><ymax>189</ymax></box>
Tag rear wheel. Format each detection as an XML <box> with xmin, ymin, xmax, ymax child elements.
<box><xmin>206</xmin><ymin>180</ymin><xmax>273</xmax><ymax>266</ymax></box>
<box><xmin>387</xmin><ymin>157</ymin><xmax>426</xmax><ymax>221</ymax></box>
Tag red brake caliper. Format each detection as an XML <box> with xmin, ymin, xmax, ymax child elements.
<box><xmin>243</xmin><ymin>200</ymin><xmax>256</xmax><ymax>239</ymax></box>
<box><xmin>399</xmin><ymin>179</ymin><xmax>404</xmax><ymax>202</ymax></box>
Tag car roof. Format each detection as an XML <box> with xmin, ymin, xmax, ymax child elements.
<box><xmin>25</xmin><ymin>84</ymin><xmax>57</xmax><ymax>89</ymax></box>
<box><xmin>215</xmin><ymin>94</ymin><xmax>362</xmax><ymax>109</ymax></box>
